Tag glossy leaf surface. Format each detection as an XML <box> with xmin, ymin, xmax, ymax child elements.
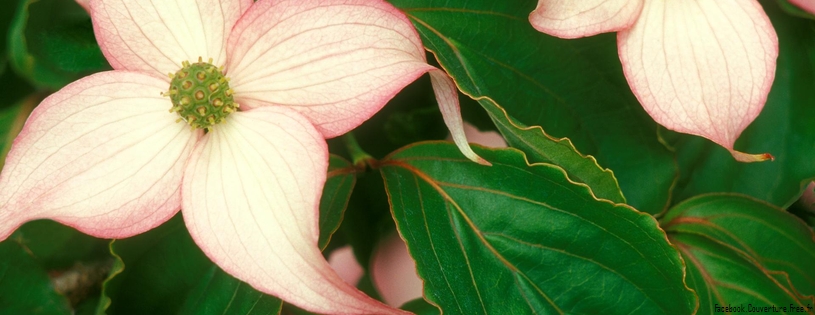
<box><xmin>388</xmin><ymin>0</ymin><xmax>676</xmax><ymax>214</ymax></box>
<box><xmin>380</xmin><ymin>142</ymin><xmax>695</xmax><ymax>314</ymax></box>
<box><xmin>662</xmin><ymin>194</ymin><xmax>815</xmax><ymax>314</ymax></box>
<box><xmin>319</xmin><ymin>155</ymin><xmax>358</xmax><ymax>250</ymax></box>
<box><xmin>480</xmin><ymin>97</ymin><xmax>624</xmax><ymax>203</ymax></box>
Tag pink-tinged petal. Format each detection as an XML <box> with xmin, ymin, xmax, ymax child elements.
<box><xmin>90</xmin><ymin>0</ymin><xmax>251</xmax><ymax>79</ymax></box>
<box><xmin>226</xmin><ymin>0</ymin><xmax>427</xmax><ymax>137</ymax></box>
<box><xmin>75</xmin><ymin>0</ymin><xmax>90</xmax><ymax>12</ymax></box>
<box><xmin>529</xmin><ymin>0</ymin><xmax>644</xmax><ymax>39</ymax></box>
<box><xmin>0</xmin><ymin>71</ymin><xmax>200</xmax><ymax>241</ymax></box>
<box><xmin>617</xmin><ymin>0</ymin><xmax>777</xmax><ymax>162</ymax></box>
<box><xmin>790</xmin><ymin>0</ymin><xmax>815</xmax><ymax>14</ymax></box>
<box><xmin>430</xmin><ymin>69</ymin><xmax>490</xmax><ymax>165</ymax></box>
<box><xmin>182</xmin><ymin>107</ymin><xmax>406</xmax><ymax>314</ymax></box>
<box><xmin>372</xmin><ymin>233</ymin><xmax>423</xmax><ymax>307</ymax></box>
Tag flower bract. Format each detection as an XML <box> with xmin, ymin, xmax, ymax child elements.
<box><xmin>0</xmin><ymin>0</ymin><xmax>485</xmax><ymax>313</ymax></box>
<box><xmin>529</xmin><ymin>0</ymin><xmax>779</xmax><ymax>162</ymax></box>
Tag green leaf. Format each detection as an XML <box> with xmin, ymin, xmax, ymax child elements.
<box><xmin>12</xmin><ymin>220</ymin><xmax>109</xmax><ymax>270</ymax></box>
<box><xmin>388</xmin><ymin>0</ymin><xmax>676</xmax><ymax>214</ymax></box>
<box><xmin>670</xmin><ymin>2</ymin><xmax>815</xmax><ymax>209</ymax></box>
<box><xmin>380</xmin><ymin>141</ymin><xmax>695</xmax><ymax>314</ymax></box>
<box><xmin>0</xmin><ymin>0</ymin><xmax>23</xmax><ymax>61</ymax></box>
<box><xmin>176</xmin><ymin>267</ymin><xmax>283</xmax><ymax>315</ymax></box>
<box><xmin>1</xmin><ymin>220</ymin><xmax>110</xmax><ymax>312</ymax></box>
<box><xmin>8</xmin><ymin>0</ymin><xmax>109</xmax><ymax>90</ymax></box>
<box><xmin>480</xmin><ymin>97</ymin><xmax>625</xmax><ymax>203</ymax></box>
<box><xmin>0</xmin><ymin>240</ymin><xmax>72</xmax><ymax>315</ymax></box>
<box><xmin>400</xmin><ymin>298</ymin><xmax>440</xmax><ymax>315</ymax></box>
<box><xmin>661</xmin><ymin>194</ymin><xmax>815</xmax><ymax>314</ymax></box>
<box><xmin>319</xmin><ymin>155</ymin><xmax>358</xmax><ymax>250</ymax></box>
<box><xmin>0</xmin><ymin>95</ymin><xmax>35</xmax><ymax>168</ymax></box>
<box><xmin>95</xmin><ymin>216</ymin><xmax>283</xmax><ymax>315</ymax></box>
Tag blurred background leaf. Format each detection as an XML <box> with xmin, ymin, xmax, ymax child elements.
<box><xmin>8</xmin><ymin>0</ymin><xmax>109</xmax><ymax>90</ymax></box>
<box><xmin>0</xmin><ymin>240</ymin><xmax>72</xmax><ymax>315</ymax></box>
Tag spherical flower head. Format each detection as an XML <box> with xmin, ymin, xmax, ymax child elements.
<box><xmin>167</xmin><ymin>58</ymin><xmax>238</xmax><ymax>129</ymax></box>
<box><xmin>0</xmin><ymin>0</ymin><xmax>486</xmax><ymax>314</ymax></box>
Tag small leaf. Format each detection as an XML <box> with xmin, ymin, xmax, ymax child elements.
<box><xmin>380</xmin><ymin>141</ymin><xmax>695</xmax><ymax>314</ymax></box>
<box><xmin>0</xmin><ymin>94</ymin><xmax>37</xmax><ymax>168</ymax></box>
<box><xmin>662</xmin><ymin>194</ymin><xmax>815</xmax><ymax>314</ymax></box>
<box><xmin>319</xmin><ymin>155</ymin><xmax>358</xmax><ymax>250</ymax></box>
<box><xmin>480</xmin><ymin>97</ymin><xmax>625</xmax><ymax>203</ymax></box>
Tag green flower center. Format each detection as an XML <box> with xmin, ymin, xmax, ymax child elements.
<box><xmin>167</xmin><ymin>58</ymin><xmax>238</xmax><ymax>130</ymax></box>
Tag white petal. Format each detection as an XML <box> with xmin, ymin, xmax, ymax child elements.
<box><xmin>90</xmin><ymin>0</ymin><xmax>252</xmax><ymax>78</ymax></box>
<box><xmin>226</xmin><ymin>0</ymin><xmax>431</xmax><ymax>137</ymax></box>
<box><xmin>618</xmin><ymin>0</ymin><xmax>778</xmax><ymax>161</ymax></box>
<box><xmin>0</xmin><ymin>71</ymin><xmax>200</xmax><ymax>241</ymax></box>
<box><xmin>182</xmin><ymin>107</ymin><xmax>406</xmax><ymax>314</ymax></box>
<box><xmin>530</xmin><ymin>0</ymin><xmax>644</xmax><ymax>38</ymax></box>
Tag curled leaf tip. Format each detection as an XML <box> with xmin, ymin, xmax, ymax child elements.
<box><xmin>731</xmin><ymin>151</ymin><xmax>774</xmax><ymax>163</ymax></box>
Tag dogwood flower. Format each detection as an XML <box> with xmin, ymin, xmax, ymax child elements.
<box><xmin>529</xmin><ymin>0</ymin><xmax>779</xmax><ymax>162</ymax></box>
<box><xmin>0</xmin><ymin>0</ymin><xmax>483</xmax><ymax>313</ymax></box>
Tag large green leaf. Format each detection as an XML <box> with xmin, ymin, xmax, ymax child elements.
<box><xmin>8</xmin><ymin>0</ymin><xmax>109</xmax><ymax>90</ymax></box>
<box><xmin>661</xmin><ymin>194</ymin><xmax>815</xmax><ymax>314</ymax></box>
<box><xmin>380</xmin><ymin>142</ymin><xmax>695</xmax><ymax>314</ymax></box>
<box><xmin>0</xmin><ymin>240</ymin><xmax>72</xmax><ymax>315</ymax></box>
<box><xmin>481</xmin><ymin>97</ymin><xmax>625</xmax><ymax>203</ymax></box>
<box><xmin>670</xmin><ymin>2</ymin><xmax>815</xmax><ymax>208</ymax></box>
<box><xmin>388</xmin><ymin>0</ymin><xmax>676</xmax><ymax>214</ymax></box>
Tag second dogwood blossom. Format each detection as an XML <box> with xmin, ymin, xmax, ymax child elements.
<box><xmin>530</xmin><ymin>0</ymin><xmax>779</xmax><ymax>162</ymax></box>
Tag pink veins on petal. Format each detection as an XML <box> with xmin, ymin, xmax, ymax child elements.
<box><xmin>530</xmin><ymin>0</ymin><xmax>778</xmax><ymax>162</ymax></box>
<box><xmin>0</xmin><ymin>0</ymin><xmax>486</xmax><ymax>313</ymax></box>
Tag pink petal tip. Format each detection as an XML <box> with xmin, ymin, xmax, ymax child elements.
<box><xmin>731</xmin><ymin>151</ymin><xmax>774</xmax><ymax>163</ymax></box>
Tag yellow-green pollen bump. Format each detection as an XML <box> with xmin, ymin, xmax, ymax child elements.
<box><xmin>165</xmin><ymin>57</ymin><xmax>239</xmax><ymax>130</ymax></box>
